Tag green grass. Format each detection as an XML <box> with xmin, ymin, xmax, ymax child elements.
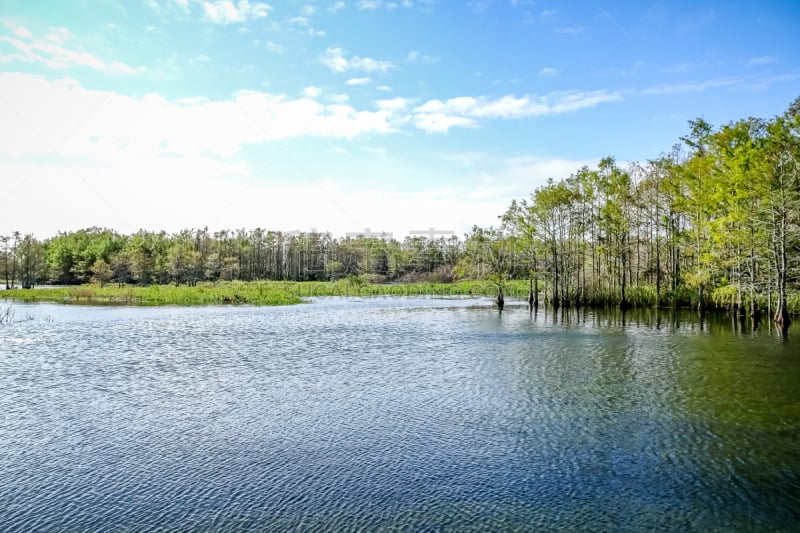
<box><xmin>286</xmin><ymin>279</ymin><xmax>533</xmax><ymax>299</ymax></box>
<box><xmin>0</xmin><ymin>279</ymin><xmax>530</xmax><ymax>307</ymax></box>
<box><xmin>1</xmin><ymin>282</ymin><xmax>303</xmax><ymax>306</ymax></box>
<box><xmin>5</xmin><ymin>279</ymin><xmax>798</xmax><ymax>313</ymax></box>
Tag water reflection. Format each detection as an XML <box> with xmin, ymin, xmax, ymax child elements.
<box><xmin>0</xmin><ymin>298</ymin><xmax>798</xmax><ymax>531</ymax></box>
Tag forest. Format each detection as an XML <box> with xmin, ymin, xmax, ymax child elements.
<box><xmin>2</xmin><ymin>98</ymin><xmax>799</xmax><ymax>321</ymax></box>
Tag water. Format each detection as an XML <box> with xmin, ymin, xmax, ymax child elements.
<box><xmin>1</xmin><ymin>297</ymin><xmax>798</xmax><ymax>531</ymax></box>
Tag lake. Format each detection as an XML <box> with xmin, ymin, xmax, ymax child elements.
<box><xmin>1</xmin><ymin>297</ymin><xmax>798</xmax><ymax>531</ymax></box>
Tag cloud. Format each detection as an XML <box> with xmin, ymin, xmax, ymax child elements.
<box><xmin>406</xmin><ymin>50</ymin><xmax>440</xmax><ymax>64</ymax></box>
<box><xmin>0</xmin><ymin>72</ymin><xmax>396</xmax><ymax>163</ymax></box>
<box><xmin>640</xmin><ymin>73</ymin><xmax>800</xmax><ymax>95</ymax></box>
<box><xmin>469</xmin><ymin>1</ymin><xmax>490</xmax><ymax>14</ymax></box>
<box><xmin>0</xmin><ymin>23</ymin><xmax>143</xmax><ymax>75</ymax></box>
<box><xmin>376</xmin><ymin>97</ymin><xmax>411</xmax><ymax>111</ymax></box>
<box><xmin>661</xmin><ymin>61</ymin><xmax>703</xmax><ymax>74</ymax></box>
<box><xmin>346</xmin><ymin>77</ymin><xmax>372</xmax><ymax>86</ymax></box>
<box><xmin>538</xmin><ymin>67</ymin><xmax>559</xmax><ymax>77</ymax></box>
<box><xmin>641</xmin><ymin>77</ymin><xmax>741</xmax><ymax>95</ymax></box>
<box><xmin>12</xmin><ymin>25</ymin><xmax>32</xmax><ymax>38</ymax></box>
<box><xmin>320</xmin><ymin>47</ymin><xmax>393</xmax><ymax>73</ymax></box>
<box><xmin>746</xmin><ymin>56</ymin><xmax>777</xmax><ymax>67</ymax></box>
<box><xmin>412</xmin><ymin>90</ymin><xmax>621</xmax><ymax>132</ymax></box>
<box><xmin>414</xmin><ymin>113</ymin><xmax>476</xmax><ymax>133</ymax></box>
<box><xmin>201</xmin><ymin>0</ymin><xmax>272</xmax><ymax>24</ymax></box>
<box><xmin>358</xmin><ymin>0</ymin><xmax>382</xmax><ymax>9</ymax></box>
<box><xmin>329</xmin><ymin>2</ymin><xmax>345</xmax><ymax>12</ymax></box>
<box><xmin>265</xmin><ymin>40</ymin><xmax>284</xmax><ymax>53</ymax></box>
<box><xmin>303</xmin><ymin>86</ymin><xmax>322</xmax><ymax>98</ymax></box>
<box><xmin>0</xmin><ymin>143</ymin><xmax>604</xmax><ymax>239</ymax></box>
<box><xmin>355</xmin><ymin>0</ymin><xmax>414</xmax><ymax>11</ymax></box>
<box><xmin>554</xmin><ymin>26</ymin><xmax>586</xmax><ymax>35</ymax></box>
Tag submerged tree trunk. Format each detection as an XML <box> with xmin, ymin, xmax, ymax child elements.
<box><xmin>528</xmin><ymin>278</ymin><xmax>535</xmax><ymax>310</ymax></box>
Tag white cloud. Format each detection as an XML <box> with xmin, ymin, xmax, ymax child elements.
<box><xmin>0</xmin><ymin>73</ymin><xmax>612</xmax><ymax>239</ymax></box>
<box><xmin>0</xmin><ymin>145</ymin><xmax>602</xmax><ymax>239</ymax></box>
<box><xmin>289</xmin><ymin>16</ymin><xmax>309</xmax><ymax>25</ymax></box>
<box><xmin>302</xmin><ymin>5</ymin><xmax>316</xmax><ymax>15</ymax></box>
<box><xmin>0</xmin><ymin>72</ymin><xmax>395</xmax><ymax>163</ymax></box>
<box><xmin>303</xmin><ymin>86</ymin><xmax>322</xmax><ymax>98</ymax></box>
<box><xmin>376</xmin><ymin>97</ymin><xmax>411</xmax><ymax>111</ymax></box>
<box><xmin>406</xmin><ymin>50</ymin><xmax>440</xmax><ymax>64</ymax></box>
<box><xmin>346</xmin><ymin>77</ymin><xmax>372</xmax><ymax>86</ymax></box>
<box><xmin>555</xmin><ymin>26</ymin><xmax>586</xmax><ymax>35</ymax></box>
<box><xmin>641</xmin><ymin>77</ymin><xmax>740</xmax><ymax>95</ymax></box>
<box><xmin>660</xmin><ymin>61</ymin><xmax>701</xmax><ymax>74</ymax></box>
<box><xmin>412</xmin><ymin>90</ymin><xmax>621</xmax><ymax>132</ymax></box>
<box><xmin>377</xmin><ymin>85</ymin><xmax>392</xmax><ymax>92</ymax></box>
<box><xmin>329</xmin><ymin>2</ymin><xmax>345</xmax><ymax>12</ymax></box>
<box><xmin>358</xmin><ymin>0</ymin><xmax>382</xmax><ymax>9</ymax></box>
<box><xmin>501</xmin><ymin>156</ymin><xmax>597</xmax><ymax>188</ymax></box>
<box><xmin>176</xmin><ymin>96</ymin><xmax>210</xmax><ymax>105</ymax></box>
<box><xmin>0</xmin><ymin>159</ymin><xmax>514</xmax><ymax>240</ymax></box>
<box><xmin>0</xmin><ymin>23</ymin><xmax>144</xmax><ymax>75</ymax></box>
<box><xmin>45</xmin><ymin>26</ymin><xmax>72</xmax><ymax>44</ymax></box>
<box><xmin>12</xmin><ymin>25</ymin><xmax>32</xmax><ymax>38</ymax></box>
<box><xmin>321</xmin><ymin>47</ymin><xmax>393</xmax><ymax>73</ymax></box>
<box><xmin>414</xmin><ymin>113</ymin><xmax>476</xmax><ymax>133</ymax></box>
<box><xmin>201</xmin><ymin>0</ymin><xmax>272</xmax><ymax>24</ymax></box>
<box><xmin>538</xmin><ymin>67</ymin><xmax>559</xmax><ymax>77</ymax></box>
<box><xmin>746</xmin><ymin>56</ymin><xmax>777</xmax><ymax>67</ymax></box>
<box><xmin>265</xmin><ymin>40</ymin><xmax>284</xmax><ymax>53</ymax></box>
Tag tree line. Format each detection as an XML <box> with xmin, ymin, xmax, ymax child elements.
<box><xmin>477</xmin><ymin>97</ymin><xmax>800</xmax><ymax>325</ymax></box>
<box><xmin>0</xmin><ymin>228</ymin><xmax>463</xmax><ymax>288</ymax></box>
<box><xmin>2</xmin><ymin>97</ymin><xmax>798</xmax><ymax>321</ymax></box>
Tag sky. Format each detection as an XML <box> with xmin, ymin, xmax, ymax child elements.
<box><xmin>1</xmin><ymin>0</ymin><xmax>798</xmax><ymax>240</ymax></box>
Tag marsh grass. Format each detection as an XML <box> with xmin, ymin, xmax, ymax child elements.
<box><xmin>289</xmin><ymin>279</ymin><xmax>533</xmax><ymax>299</ymax></box>
<box><xmin>2</xmin><ymin>282</ymin><xmax>303</xmax><ymax>307</ymax></box>
<box><xmin>4</xmin><ymin>280</ymin><xmax>798</xmax><ymax>313</ymax></box>
<box><xmin>0</xmin><ymin>280</ymin><xmax>532</xmax><ymax>307</ymax></box>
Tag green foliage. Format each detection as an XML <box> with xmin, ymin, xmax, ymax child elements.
<box><xmin>2</xmin><ymin>97</ymin><xmax>799</xmax><ymax>315</ymax></box>
<box><xmin>2</xmin><ymin>282</ymin><xmax>303</xmax><ymax>306</ymax></box>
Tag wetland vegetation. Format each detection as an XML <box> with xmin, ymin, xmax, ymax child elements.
<box><xmin>3</xmin><ymin>99</ymin><xmax>800</xmax><ymax>322</ymax></box>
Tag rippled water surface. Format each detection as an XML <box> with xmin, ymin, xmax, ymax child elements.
<box><xmin>1</xmin><ymin>297</ymin><xmax>799</xmax><ymax>531</ymax></box>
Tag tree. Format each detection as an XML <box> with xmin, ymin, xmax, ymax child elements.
<box><xmin>90</xmin><ymin>259</ymin><xmax>113</xmax><ymax>287</ymax></box>
<box><xmin>17</xmin><ymin>235</ymin><xmax>43</xmax><ymax>289</ymax></box>
<box><xmin>763</xmin><ymin>106</ymin><xmax>800</xmax><ymax>328</ymax></box>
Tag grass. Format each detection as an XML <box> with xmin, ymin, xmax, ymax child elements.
<box><xmin>0</xmin><ymin>279</ymin><xmax>529</xmax><ymax>307</ymax></box>
<box><xmin>4</xmin><ymin>279</ymin><xmax>798</xmax><ymax>313</ymax></box>
<box><xmin>287</xmin><ymin>279</ymin><xmax>533</xmax><ymax>299</ymax></box>
<box><xmin>1</xmin><ymin>282</ymin><xmax>303</xmax><ymax>307</ymax></box>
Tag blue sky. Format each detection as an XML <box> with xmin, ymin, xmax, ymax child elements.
<box><xmin>1</xmin><ymin>0</ymin><xmax>798</xmax><ymax>239</ymax></box>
